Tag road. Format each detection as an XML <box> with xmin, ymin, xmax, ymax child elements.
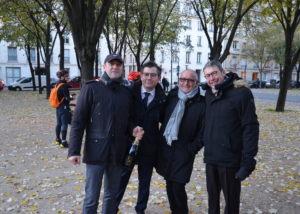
<box><xmin>252</xmin><ymin>91</ymin><xmax>300</xmax><ymax>103</ymax></box>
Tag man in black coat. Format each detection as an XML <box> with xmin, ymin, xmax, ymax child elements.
<box><xmin>68</xmin><ymin>53</ymin><xmax>144</xmax><ymax>214</ymax></box>
<box><xmin>202</xmin><ymin>60</ymin><xmax>259</xmax><ymax>214</ymax></box>
<box><xmin>55</xmin><ymin>69</ymin><xmax>76</xmax><ymax>148</ymax></box>
<box><xmin>115</xmin><ymin>61</ymin><xmax>167</xmax><ymax>214</ymax></box>
<box><xmin>157</xmin><ymin>69</ymin><xmax>205</xmax><ymax>214</ymax></box>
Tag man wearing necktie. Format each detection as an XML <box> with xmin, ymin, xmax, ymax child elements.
<box><xmin>116</xmin><ymin>61</ymin><xmax>167</xmax><ymax>214</ymax></box>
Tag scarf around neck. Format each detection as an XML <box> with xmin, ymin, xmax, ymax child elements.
<box><xmin>100</xmin><ymin>72</ymin><xmax>123</xmax><ymax>91</ymax></box>
<box><xmin>163</xmin><ymin>86</ymin><xmax>199</xmax><ymax>146</ymax></box>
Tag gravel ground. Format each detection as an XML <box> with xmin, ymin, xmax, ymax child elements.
<box><xmin>0</xmin><ymin>91</ymin><xmax>299</xmax><ymax>214</ymax></box>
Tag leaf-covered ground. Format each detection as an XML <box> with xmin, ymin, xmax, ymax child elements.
<box><xmin>0</xmin><ymin>91</ymin><xmax>299</xmax><ymax>214</ymax></box>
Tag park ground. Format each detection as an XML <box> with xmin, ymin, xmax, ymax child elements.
<box><xmin>0</xmin><ymin>90</ymin><xmax>299</xmax><ymax>214</ymax></box>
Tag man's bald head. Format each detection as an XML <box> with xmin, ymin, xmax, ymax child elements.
<box><xmin>179</xmin><ymin>69</ymin><xmax>199</xmax><ymax>93</ymax></box>
<box><xmin>180</xmin><ymin>69</ymin><xmax>198</xmax><ymax>80</ymax></box>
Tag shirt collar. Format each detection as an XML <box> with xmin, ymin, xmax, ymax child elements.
<box><xmin>141</xmin><ymin>85</ymin><xmax>155</xmax><ymax>96</ymax></box>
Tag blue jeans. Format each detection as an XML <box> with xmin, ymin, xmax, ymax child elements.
<box><xmin>83</xmin><ymin>164</ymin><xmax>123</xmax><ymax>214</ymax></box>
<box><xmin>116</xmin><ymin>164</ymin><xmax>153</xmax><ymax>213</ymax></box>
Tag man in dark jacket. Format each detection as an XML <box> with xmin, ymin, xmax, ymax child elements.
<box><xmin>115</xmin><ymin>61</ymin><xmax>167</xmax><ymax>214</ymax></box>
<box><xmin>202</xmin><ymin>60</ymin><xmax>259</xmax><ymax>214</ymax></box>
<box><xmin>157</xmin><ymin>69</ymin><xmax>205</xmax><ymax>214</ymax></box>
<box><xmin>68</xmin><ymin>53</ymin><xmax>144</xmax><ymax>214</ymax></box>
<box><xmin>55</xmin><ymin>69</ymin><xmax>75</xmax><ymax>148</ymax></box>
<box><xmin>162</xmin><ymin>77</ymin><xmax>169</xmax><ymax>92</ymax></box>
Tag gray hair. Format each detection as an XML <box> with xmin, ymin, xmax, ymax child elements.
<box><xmin>203</xmin><ymin>60</ymin><xmax>223</xmax><ymax>72</ymax></box>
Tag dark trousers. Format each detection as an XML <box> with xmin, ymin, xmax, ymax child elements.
<box><xmin>116</xmin><ymin>164</ymin><xmax>153</xmax><ymax>213</ymax></box>
<box><xmin>166</xmin><ymin>180</ymin><xmax>188</xmax><ymax>214</ymax></box>
<box><xmin>206</xmin><ymin>164</ymin><xmax>241</xmax><ymax>214</ymax></box>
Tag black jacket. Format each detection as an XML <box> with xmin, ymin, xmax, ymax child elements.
<box><xmin>56</xmin><ymin>80</ymin><xmax>72</xmax><ymax>105</ymax></box>
<box><xmin>156</xmin><ymin>88</ymin><xmax>205</xmax><ymax>184</ymax></box>
<box><xmin>68</xmin><ymin>78</ymin><xmax>135</xmax><ymax>165</ymax></box>
<box><xmin>130</xmin><ymin>80</ymin><xmax>167</xmax><ymax>165</ymax></box>
<box><xmin>202</xmin><ymin>72</ymin><xmax>259</xmax><ymax>172</ymax></box>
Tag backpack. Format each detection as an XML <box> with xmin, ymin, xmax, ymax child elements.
<box><xmin>49</xmin><ymin>83</ymin><xmax>65</xmax><ymax>108</ymax></box>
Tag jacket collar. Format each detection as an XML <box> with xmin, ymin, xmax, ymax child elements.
<box><xmin>168</xmin><ymin>87</ymin><xmax>201</xmax><ymax>102</ymax></box>
<box><xmin>131</xmin><ymin>80</ymin><xmax>166</xmax><ymax>100</ymax></box>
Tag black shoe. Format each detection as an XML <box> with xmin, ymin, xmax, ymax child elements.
<box><xmin>55</xmin><ymin>139</ymin><xmax>61</xmax><ymax>145</ymax></box>
<box><xmin>60</xmin><ymin>141</ymin><xmax>69</xmax><ymax>148</ymax></box>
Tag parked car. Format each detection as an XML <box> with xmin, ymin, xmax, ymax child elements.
<box><xmin>0</xmin><ymin>79</ymin><xmax>4</xmax><ymax>91</ymax></box>
<box><xmin>8</xmin><ymin>76</ymin><xmax>46</xmax><ymax>91</ymax></box>
<box><xmin>249</xmin><ymin>80</ymin><xmax>269</xmax><ymax>88</ymax></box>
<box><xmin>292</xmin><ymin>80</ymin><xmax>300</xmax><ymax>89</ymax></box>
<box><xmin>67</xmin><ymin>76</ymin><xmax>102</xmax><ymax>88</ymax></box>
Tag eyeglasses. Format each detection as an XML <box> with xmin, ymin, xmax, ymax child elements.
<box><xmin>179</xmin><ymin>78</ymin><xmax>196</xmax><ymax>84</ymax></box>
<box><xmin>204</xmin><ymin>71</ymin><xmax>219</xmax><ymax>79</ymax></box>
<box><xmin>143</xmin><ymin>73</ymin><xmax>158</xmax><ymax>78</ymax></box>
<box><xmin>64</xmin><ymin>75</ymin><xmax>69</xmax><ymax>77</ymax></box>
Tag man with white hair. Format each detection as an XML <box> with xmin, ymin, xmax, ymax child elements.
<box><xmin>157</xmin><ymin>69</ymin><xmax>205</xmax><ymax>214</ymax></box>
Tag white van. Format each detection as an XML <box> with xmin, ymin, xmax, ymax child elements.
<box><xmin>8</xmin><ymin>75</ymin><xmax>47</xmax><ymax>91</ymax></box>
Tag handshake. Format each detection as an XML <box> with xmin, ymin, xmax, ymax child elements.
<box><xmin>132</xmin><ymin>126</ymin><xmax>144</xmax><ymax>140</ymax></box>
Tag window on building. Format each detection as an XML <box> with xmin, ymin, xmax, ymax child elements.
<box><xmin>274</xmin><ymin>73</ymin><xmax>278</xmax><ymax>79</ymax></box>
<box><xmin>233</xmin><ymin>41</ymin><xmax>238</xmax><ymax>49</ymax></box>
<box><xmin>130</xmin><ymin>54</ymin><xmax>132</xmax><ymax>63</ymax></box>
<box><xmin>198</xmin><ymin>21</ymin><xmax>203</xmax><ymax>31</ymax></box>
<box><xmin>263</xmin><ymin>73</ymin><xmax>267</xmax><ymax>80</ymax></box>
<box><xmin>129</xmin><ymin>66</ymin><xmax>132</xmax><ymax>72</ymax></box>
<box><xmin>63</xmin><ymin>35</ymin><xmax>70</xmax><ymax>44</ymax></box>
<box><xmin>197</xmin><ymin>52</ymin><xmax>201</xmax><ymax>64</ymax></box>
<box><xmin>161</xmin><ymin>51</ymin><xmax>164</xmax><ymax>63</ymax></box>
<box><xmin>197</xmin><ymin>36</ymin><xmax>201</xmax><ymax>47</ymax></box>
<box><xmin>8</xmin><ymin>47</ymin><xmax>17</xmax><ymax>61</ymax></box>
<box><xmin>186</xmin><ymin>35</ymin><xmax>191</xmax><ymax>44</ymax></box>
<box><xmin>48</xmin><ymin>49</ymin><xmax>53</xmax><ymax>63</ymax></box>
<box><xmin>241</xmin><ymin>72</ymin><xmax>245</xmax><ymax>78</ymax></box>
<box><xmin>64</xmin><ymin>49</ymin><xmax>70</xmax><ymax>63</ymax></box>
<box><xmin>235</xmin><ymin>29</ymin><xmax>239</xmax><ymax>37</ymax></box>
<box><xmin>27</xmin><ymin>48</ymin><xmax>36</xmax><ymax>62</ymax></box>
<box><xmin>124</xmin><ymin>55</ymin><xmax>127</xmax><ymax>63</ymax></box>
<box><xmin>275</xmin><ymin>61</ymin><xmax>279</xmax><ymax>69</ymax></box>
<box><xmin>242</xmin><ymin>43</ymin><xmax>246</xmax><ymax>52</ymax></box>
<box><xmin>265</xmin><ymin>61</ymin><xmax>270</xmax><ymax>68</ymax></box>
<box><xmin>243</xmin><ymin>28</ymin><xmax>248</xmax><ymax>37</ymax></box>
<box><xmin>172</xmin><ymin>51</ymin><xmax>178</xmax><ymax>62</ymax></box>
<box><xmin>186</xmin><ymin>5</ymin><xmax>191</xmax><ymax>14</ymax></box>
<box><xmin>231</xmin><ymin>58</ymin><xmax>236</xmax><ymax>67</ymax></box>
<box><xmin>209</xmin><ymin>24</ymin><xmax>213</xmax><ymax>32</ymax></box>
<box><xmin>187</xmin><ymin>20</ymin><xmax>192</xmax><ymax>29</ymax></box>
<box><xmin>186</xmin><ymin>52</ymin><xmax>190</xmax><ymax>63</ymax></box>
<box><xmin>133</xmin><ymin>65</ymin><xmax>136</xmax><ymax>71</ymax></box>
<box><xmin>241</xmin><ymin>58</ymin><xmax>247</xmax><ymax>67</ymax></box>
<box><xmin>6</xmin><ymin>67</ymin><xmax>21</xmax><ymax>84</ymax></box>
<box><xmin>253</xmin><ymin>63</ymin><xmax>259</xmax><ymax>68</ymax></box>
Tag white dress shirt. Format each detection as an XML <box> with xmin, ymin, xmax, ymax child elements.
<box><xmin>141</xmin><ymin>85</ymin><xmax>155</xmax><ymax>106</ymax></box>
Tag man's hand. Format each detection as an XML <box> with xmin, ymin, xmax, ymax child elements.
<box><xmin>132</xmin><ymin>126</ymin><xmax>144</xmax><ymax>140</ymax></box>
<box><xmin>68</xmin><ymin>156</ymin><xmax>81</xmax><ymax>165</ymax></box>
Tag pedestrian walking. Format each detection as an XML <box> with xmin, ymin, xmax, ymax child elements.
<box><xmin>162</xmin><ymin>77</ymin><xmax>169</xmax><ymax>92</ymax></box>
<box><xmin>68</xmin><ymin>53</ymin><xmax>144</xmax><ymax>214</ymax></box>
<box><xmin>202</xmin><ymin>60</ymin><xmax>259</xmax><ymax>214</ymax></box>
<box><xmin>156</xmin><ymin>69</ymin><xmax>205</xmax><ymax>214</ymax></box>
<box><xmin>54</xmin><ymin>69</ymin><xmax>75</xmax><ymax>148</ymax></box>
<box><xmin>115</xmin><ymin>61</ymin><xmax>167</xmax><ymax>214</ymax></box>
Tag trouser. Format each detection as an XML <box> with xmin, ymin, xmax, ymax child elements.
<box><xmin>116</xmin><ymin>164</ymin><xmax>153</xmax><ymax>213</ymax></box>
<box><xmin>56</xmin><ymin>104</ymin><xmax>71</xmax><ymax>141</ymax></box>
<box><xmin>166</xmin><ymin>180</ymin><xmax>188</xmax><ymax>214</ymax></box>
<box><xmin>206</xmin><ymin>164</ymin><xmax>241</xmax><ymax>214</ymax></box>
<box><xmin>83</xmin><ymin>164</ymin><xmax>123</xmax><ymax>214</ymax></box>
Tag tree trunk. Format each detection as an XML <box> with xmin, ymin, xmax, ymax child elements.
<box><xmin>45</xmin><ymin>21</ymin><xmax>51</xmax><ymax>99</ymax></box>
<box><xmin>59</xmin><ymin>33</ymin><xmax>65</xmax><ymax>69</ymax></box>
<box><xmin>95</xmin><ymin>42</ymin><xmax>99</xmax><ymax>79</ymax></box>
<box><xmin>27</xmin><ymin>44</ymin><xmax>37</xmax><ymax>91</ymax></box>
<box><xmin>81</xmin><ymin>59</ymin><xmax>95</xmax><ymax>83</ymax></box>
<box><xmin>37</xmin><ymin>38</ymin><xmax>42</xmax><ymax>94</ymax></box>
<box><xmin>149</xmin><ymin>0</ymin><xmax>155</xmax><ymax>61</ymax></box>
<box><xmin>296</xmin><ymin>61</ymin><xmax>300</xmax><ymax>88</ymax></box>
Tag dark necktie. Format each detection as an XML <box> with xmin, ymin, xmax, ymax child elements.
<box><xmin>143</xmin><ymin>92</ymin><xmax>150</xmax><ymax>108</ymax></box>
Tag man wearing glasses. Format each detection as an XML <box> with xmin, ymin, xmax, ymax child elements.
<box><xmin>202</xmin><ymin>60</ymin><xmax>259</xmax><ymax>214</ymax></box>
<box><xmin>156</xmin><ymin>69</ymin><xmax>205</xmax><ymax>214</ymax></box>
<box><xmin>115</xmin><ymin>61</ymin><xmax>167</xmax><ymax>214</ymax></box>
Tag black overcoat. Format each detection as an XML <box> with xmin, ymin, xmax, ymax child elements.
<box><xmin>156</xmin><ymin>88</ymin><xmax>205</xmax><ymax>184</ymax></box>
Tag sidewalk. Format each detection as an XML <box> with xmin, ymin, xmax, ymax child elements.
<box><xmin>251</xmin><ymin>88</ymin><xmax>300</xmax><ymax>96</ymax></box>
